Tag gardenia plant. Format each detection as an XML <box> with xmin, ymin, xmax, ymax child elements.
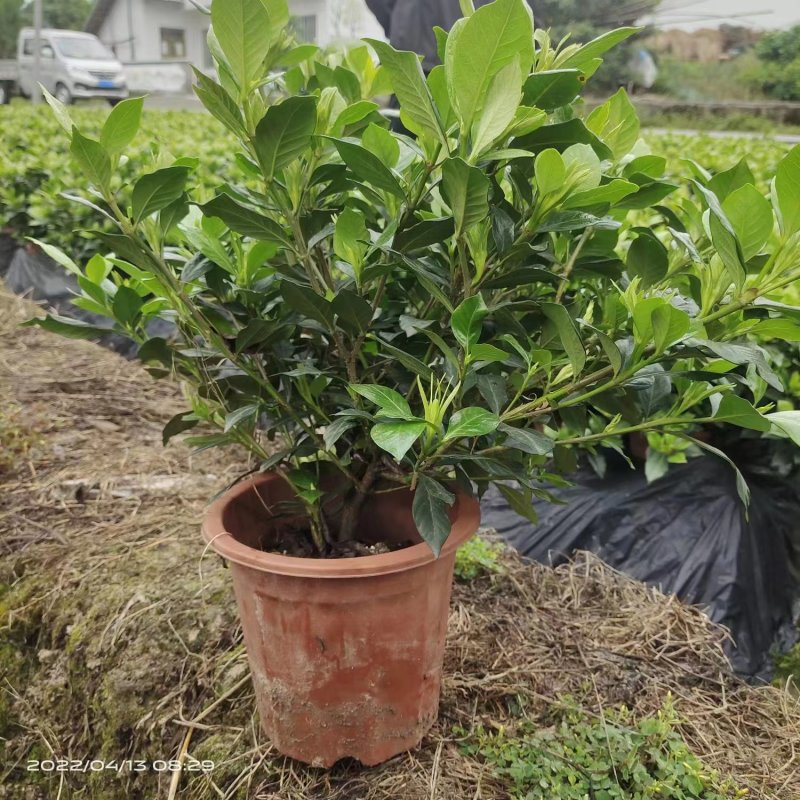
<box><xmin>31</xmin><ymin>0</ymin><xmax>800</xmax><ymax>555</ymax></box>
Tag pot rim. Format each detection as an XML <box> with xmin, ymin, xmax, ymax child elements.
<box><xmin>201</xmin><ymin>472</ymin><xmax>481</xmax><ymax>579</ymax></box>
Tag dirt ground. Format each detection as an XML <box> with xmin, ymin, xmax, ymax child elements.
<box><xmin>1</xmin><ymin>286</ymin><xmax>799</xmax><ymax>800</ymax></box>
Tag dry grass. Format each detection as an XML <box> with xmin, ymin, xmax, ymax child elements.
<box><xmin>1</xmin><ymin>286</ymin><xmax>798</xmax><ymax>800</ymax></box>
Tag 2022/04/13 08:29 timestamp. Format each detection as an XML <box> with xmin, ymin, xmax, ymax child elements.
<box><xmin>27</xmin><ymin>758</ymin><xmax>215</xmax><ymax>773</ymax></box>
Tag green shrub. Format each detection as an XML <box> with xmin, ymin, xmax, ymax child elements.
<box><xmin>454</xmin><ymin>536</ymin><xmax>505</xmax><ymax>580</ymax></box>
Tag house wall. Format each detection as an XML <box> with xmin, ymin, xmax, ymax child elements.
<box><xmin>94</xmin><ymin>0</ymin><xmax>359</xmax><ymax>68</ymax></box>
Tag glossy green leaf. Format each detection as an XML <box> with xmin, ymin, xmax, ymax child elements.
<box><xmin>412</xmin><ymin>475</ymin><xmax>456</xmax><ymax>556</ymax></box>
<box><xmin>351</xmin><ymin>384</ymin><xmax>415</xmax><ymax>420</ymax></box>
<box><xmin>722</xmin><ymin>184</ymin><xmax>774</xmax><ymax>261</ymax></box>
<box><xmin>331</xmin><ymin>138</ymin><xmax>405</xmax><ymax>198</ymax></box>
<box><xmin>192</xmin><ymin>68</ymin><xmax>246</xmax><ymax>136</ymax></box>
<box><xmin>210</xmin><ymin>0</ymin><xmax>287</xmax><ymax>91</ymax></box>
<box><xmin>364</xmin><ymin>39</ymin><xmax>445</xmax><ymax>143</ymax></box>
<box><xmin>767</xmin><ymin>410</ymin><xmax>800</xmax><ymax>445</ymax></box>
<box><xmin>70</xmin><ymin>128</ymin><xmax>111</xmax><ymax>191</ymax></box>
<box><xmin>774</xmin><ymin>144</ymin><xmax>800</xmax><ymax>237</ymax></box>
<box><xmin>100</xmin><ymin>96</ymin><xmax>144</xmax><ymax>153</ymax></box>
<box><xmin>132</xmin><ymin>166</ymin><xmax>191</xmax><ymax>224</ymax></box>
<box><xmin>714</xmin><ymin>394</ymin><xmax>770</xmax><ymax>432</ymax></box>
<box><xmin>444</xmin><ymin>407</ymin><xmax>499</xmax><ymax>440</ymax></box>
<box><xmin>201</xmin><ymin>194</ymin><xmax>288</xmax><ymax>243</ymax></box>
<box><xmin>371</xmin><ymin>420</ymin><xmax>427</xmax><ymax>461</ymax></box>
<box><xmin>499</xmin><ymin>423</ymin><xmax>554</xmax><ymax>455</ymax></box>
<box><xmin>452</xmin><ymin>294</ymin><xmax>488</xmax><ymax>350</ymax></box>
<box><xmin>534</xmin><ymin>148</ymin><xmax>566</xmax><ymax>196</ymax></box>
<box><xmin>626</xmin><ymin>233</ymin><xmax>668</xmax><ymax>289</ymax></box>
<box><xmin>586</xmin><ymin>88</ymin><xmax>639</xmax><ymax>159</ymax></box>
<box><xmin>523</xmin><ymin>69</ymin><xmax>584</xmax><ymax>111</ymax></box>
<box><xmin>541</xmin><ymin>303</ymin><xmax>586</xmax><ymax>377</ymax></box>
<box><xmin>446</xmin><ymin>0</ymin><xmax>534</xmax><ymax>132</ymax></box>
<box><xmin>441</xmin><ymin>157</ymin><xmax>490</xmax><ymax>237</ymax></box>
<box><xmin>254</xmin><ymin>95</ymin><xmax>317</xmax><ymax>182</ymax></box>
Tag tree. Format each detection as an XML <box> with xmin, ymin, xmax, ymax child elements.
<box><xmin>754</xmin><ymin>26</ymin><xmax>800</xmax><ymax>101</ymax></box>
<box><xmin>0</xmin><ymin>0</ymin><xmax>22</xmax><ymax>58</ymax></box>
<box><xmin>21</xmin><ymin>0</ymin><xmax>93</xmax><ymax>30</ymax></box>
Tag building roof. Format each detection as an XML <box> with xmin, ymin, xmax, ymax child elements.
<box><xmin>85</xmin><ymin>0</ymin><xmax>119</xmax><ymax>34</ymax></box>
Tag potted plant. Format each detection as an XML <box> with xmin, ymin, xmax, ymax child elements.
<box><xmin>30</xmin><ymin>0</ymin><xmax>800</xmax><ymax>767</ymax></box>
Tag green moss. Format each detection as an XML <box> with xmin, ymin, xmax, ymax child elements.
<box><xmin>458</xmin><ymin>696</ymin><xmax>745</xmax><ymax>799</ymax></box>
<box><xmin>454</xmin><ymin>536</ymin><xmax>505</xmax><ymax>581</ymax></box>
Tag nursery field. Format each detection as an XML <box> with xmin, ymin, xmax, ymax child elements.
<box><xmin>1</xmin><ymin>287</ymin><xmax>799</xmax><ymax>799</ymax></box>
<box><xmin>0</xmin><ymin>104</ymin><xmax>794</xmax><ymax>261</ymax></box>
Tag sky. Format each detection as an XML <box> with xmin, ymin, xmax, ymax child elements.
<box><xmin>643</xmin><ymin>0</ymin><xmax>800</xmax><ymax>31</ymax></box>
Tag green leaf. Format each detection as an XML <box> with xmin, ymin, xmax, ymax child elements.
<box><xmin>254</xmin><ymin>95</ymin><xmax>317</xmax><ymax>182</ymax></box>
<box><xmin>351</xmin><ymin>385</ymin><xmax>415</xmax><ymax>420</ymax></box>
<box><xmin>766</xmin><ymin>410</ymin><xmax>800</xmax><ymax>446</ymax></box>
<box><xmin>541</xmin><ymin>303</ymin><xmax>586</xmax><ymax>377</ymax></box>
<box><xmin>470</xmin><ymin>56</ymin><xmax>524</xmax><ymax>159</ymax></box>
<box><xmin>361</xmin><ymin>122</ymin><xmax>400</xmax><ymax>168</ymax></box>
<box><xmin>534</xmin><ymin>148</ymin><xmax>566</xmax><ymax>196</ymax></box>
<box><xmin>224</xmin><ymin>404</ymin><xmax>259</xmax><ymax>432</ymax></box>
<box><xmin>523</xmin><ymin>69</ymin><xmax>584</xmax><ymax>111</ymax></box>
<box><xmin>708</xmin><ymin>158</ymin><xmax>756</xmax><ymax>201</ymax></box>
<box><xmin>364</xmin><ymin>39</ymin><xmax>445</xmax><ymax>143</ymax></box>
<box><xmin>112</xmin><ymin>286</ymin><xmax>144</xmax><ymax>326</ymax></box>
<box><xmin>70</xmin><ymin>127</ymin><xmax>111</xmax><ymax>191</ymax></box>
<box><xmin>100</xmin><ymin>96</ymin><xmax>144</xmax><ymax>153</ymax></box>
<box><xmin>694</xmin><ymin>181</ymin><xmax>746</xmax><ymax>288</ymax></box>
<box><xmin>331</xmin><ymin>138</ymin><xmax>405</xmax><ymax>199</ymax></box>
<box><xmin>412</xmin><ymin>475</ymin><xmax>456</xmax><ymax>556</ymax></box>
<box><xmin>132</xmin><ymin>166</ymin><xmax>191</xmax><ymax>224</ymax></box>
<box><xmin>561</xmin><ymin>27</ymin><xmax>639</xmax><ymax>74</ymax></box>
<box><xmin>394</xmin><ymin>217</ymin><xmax>455</xmax><ymax>252</ymax></box>
<box><xmin>441</xmin><ymin>157</ymin><xmax>490</xmax><ymax>237</ymax></box>
<box><xmin>333</xmin><ymin>100</ymin><xmax>378</xmax><ymax>130</ymax></box>
<box><xmin>210</xmin><ymin>0</ymin><xmax>287</xmax><ymax>92</ymax></box>
<box><xmin>471</xmin><ymin>343</ymin><xmax>509</xmax><ymax>363</ymax></box>
<box><xmin>282</xmin><ymin>282</ymin><xmax>334</xmax><ymax>328</ymax></box>
<box><xmin>444</xmin><ymin>408</ymin><xmax>500</xmax><ymax>441</ymax></box>
<box><xmin>774</xmin><ymin>144</ymin><xmax>800</xmax><ymax>238</ymax></box>
<box><xmin>681</xmin><ymin>435</ymin><xmax>750</xmax><ymax>506</ymax></box>
<box><xmin>496</xmin><ymin>484</ymin><xmax>539</xmax><ymax>525</ymax></box>
<box><xmin>162</xmin><ymin>412</ymin><xmax>200</xmax><ymax>445</ymax></box>
<box><xmin>192</xmin><ymin>68</ymin><xmax>246</xmax><ymax>136</ymax></box>
<box><xmin>23</xmin><ymin>314</ymin><xmax>109</xmax><ymax>340</ymax></box>
<box><xmin>371</xmin><ymin>420</ymin><xmax>427</xmax><ymax>461</ymax></box>
<box><xmin>723</xmin><ymin>184</ymin><xmax>773</xmax><ymax>261</ymax></box>
<box><xmin>323</xmin><ymin>416</ymin><xmax>358</xmax><ymax>449</ymax></box>
<box><xmin>201</xmin><ymin>194</ymin><xmax>288</xmax><ymax>244</ymax></box>
<box><xmin>333</xmin><ymin>208</ymin><xmax>368</xmax><ymax>279</ymax></box>
<box><xmin>563</xmin><ymin>179</ymin><xmax>638</xmax><ymax>209</ymax></box>
<box><xmin>714</xmin><ymin>394</ymin><xmax>770</xmax><ymax>431</ymax></box>
<box><xmin>651</xmin><ymin>304</ymin><xmax>690</xmax><ymax>354</ymax></box>
<box><xmin>477</xmin><ymin>374</ymin><xmax>508</xmax><ymax>415</ymax></box>
<box><xmin>332</xmin><ymin>290</ymin><xmax>373</xmax><ymax>334</ymax></box>
<box><xmin>452</xmin><ymin>294</ymin><xmax>488</xmax><ymax>350</ymax></box>
<box><xmin>446</xmin><ymin>0</ymin><xmax>534</xmax><ymax>133</ymax></box>
<box><xmin>499</xmin><ymin>423</ymin><xmax>554</xmax><ymax>455</ymax></box>
<box><xmin>515</xmin><ymin>118</ymin><xmax>613</xmax><ymax>161</ymax></box>
<box><xmin>626</xmin><ymin>233</ymin><xmax>668</xmax><ymax>289</ymax></box>
<box><xmin>26</xmin><ymin>239</ymin><xmax>81</xmax><ymax>276</ymax></box>
<box><xmin>585</xmin><ymin>88</ymin><xmax>639</xmax><ymax>159</ymax></box>
<box><xmin>41</xmin><ymin>85</ymin><xmax>73</xmax><ymax>132</ymax></box>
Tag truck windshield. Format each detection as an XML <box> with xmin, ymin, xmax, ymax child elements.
<box><xmin>53</xmin><ymin>36</ymin><xmax>114</xmax><ymax>61</ymax></box>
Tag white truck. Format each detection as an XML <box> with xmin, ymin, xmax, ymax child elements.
<box><xmin>0</xmin><ymin>28</ymin><xmax>128</xmax><ymax>105</ymax></box>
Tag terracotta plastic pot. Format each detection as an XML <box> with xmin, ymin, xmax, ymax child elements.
<box><xmin>201</xmin><ymin>472</ymin><xmax>480</xmax><ymax>767</ymax></box>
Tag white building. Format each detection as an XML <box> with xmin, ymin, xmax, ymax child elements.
<box><xmin>85</xmin><ymin>0</ymin><xmax>382</xmax><ymax>67</ymax></box>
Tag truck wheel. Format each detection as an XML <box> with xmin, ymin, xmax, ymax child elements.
<box><xmin>54</xmin><ymin>83</ymin><xmax>72</xmax><ymax>105</ymax></box>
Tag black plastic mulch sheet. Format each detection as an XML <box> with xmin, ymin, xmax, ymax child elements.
<box><xmin>481</xmin><ymin>443</ymin><xmax>800</xmax><ymax>679</ymax></box>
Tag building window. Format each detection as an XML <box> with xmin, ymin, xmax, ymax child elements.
<box><xmin>160</xmin><ymin>28</ymin><xmax>186</xmax><ymax>59</ymax></box>
<box><xmin>290</xmin><ymin>14</ymin><xmax>317</xmax><ymax>43</ymax></box>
